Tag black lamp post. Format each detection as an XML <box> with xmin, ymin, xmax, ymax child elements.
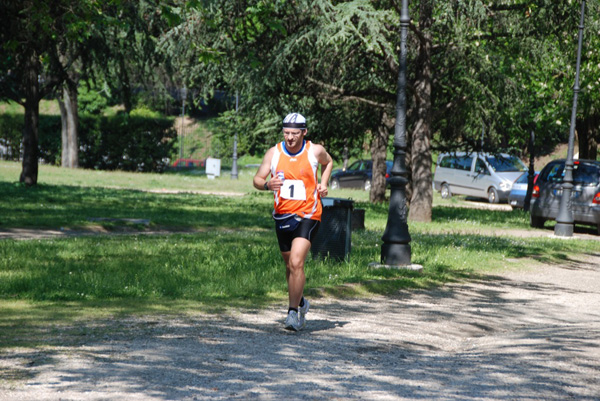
<box><xmin>555</xmin><ymin>0</ymin><xmax>586</xmax><ymax>237</ymax></box>
<box><xmin>380</xmin><ymin>0</ymin><xmax>411</xmax><ymax>265</ymax></box>
<box><xmin>231</xmin><ymin>92</ymin><xmax>239</xmax><ymax>180</ymax></box>
<box><xmin>524</xmin><ymin>130</ymin><xmax>535</xmax><ymax>212</ymax></box>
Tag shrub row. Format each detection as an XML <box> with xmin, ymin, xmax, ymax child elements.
<box><xmin>0</xmin><ymin>112</ymin><xmax>176</xmax><ymax>172</ymax></box>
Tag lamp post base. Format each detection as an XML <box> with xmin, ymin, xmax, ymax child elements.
<box><xmin>554</xmin><ymin>222</ymin><xmax>574</xmax><ymax>237</ymax></box>
<box><xmin>381</xmin><ymin>243</ymin><xmax>411</xmax><ymax>266</ymax></box>
<box><xmin>369</xmin><ymin>261</ymin><xmax>422</xmax><ymax>272</ymax></box>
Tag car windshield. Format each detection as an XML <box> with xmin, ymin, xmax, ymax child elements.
<box><xmin>515</xmin><ymin>173</ymin><xmax>528</xmax><ymax>184</ymax></box>
<box><xmin>347</xmin><ymin>161</ymin><xmax>360</xmax><ymax>170</ymax></box>
<box><xmin>543</xmin><ymin>161</ymin><xmax>600</xmax><ymax>185</ymax></box>
<box><xmin>486</xmin><ymin>156</ymin><xmax>526</xmax><ymax>172</ymax></box>
<box><xmin>573</xmin><ymin>162</ymin><xmax>600</xmax><ymax>185</ymax></box>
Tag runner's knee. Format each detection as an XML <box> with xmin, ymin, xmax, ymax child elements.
<box><xmin>287</xmin><ymin>255</ymin><xmax>305</xmax><ymax>272</ymax></box>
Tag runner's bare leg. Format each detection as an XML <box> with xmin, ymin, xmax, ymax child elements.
<box><xmin>282</xmin><ymin>237</ymin><xmax>311</xmax><ymax>309</ymax></box>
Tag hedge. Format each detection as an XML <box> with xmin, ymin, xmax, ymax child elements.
<box><xmin>0</xmin><ymin>112</ymin><xmax>176</xmax><ymax>173</ymax></box>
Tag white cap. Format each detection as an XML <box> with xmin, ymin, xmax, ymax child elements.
<box><xmin>283</xmin><ymin>113</ymin><xmax>306</xmax><ymax>129</ymax></box>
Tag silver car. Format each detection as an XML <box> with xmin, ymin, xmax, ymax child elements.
<box><xmin>433</xmin><ymin>152</ymin><xmax>527</xmax><ymax>203</ymax></box>
<box><xmin>529</xmin><ymin>159</ymin><xmax>600</xmax><ymax>234</ymax></box>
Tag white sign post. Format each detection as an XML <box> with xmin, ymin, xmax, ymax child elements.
<box><xmin>206</xmin><ymin>158</ymin><xmax>221</xmax><ymax>179</ymax></box>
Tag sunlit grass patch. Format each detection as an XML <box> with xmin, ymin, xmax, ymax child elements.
<box><xmin>0</xmin><ymin>181</ymin><xmax>273</xmax><ymax>230</ymax></box>
<box><xmin>0</xmin><ymin>232</ymin><xmax>281</xmax><ymax>302</ymax></box>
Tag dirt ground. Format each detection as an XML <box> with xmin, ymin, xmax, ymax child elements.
<box><xmin>1</xmin><ymin>237</ymin><xmax>599</xmax><ymax>400</ymax></box>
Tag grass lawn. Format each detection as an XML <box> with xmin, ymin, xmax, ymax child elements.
<box><xmin>1</xmin><ymin>160</ymin><xmax>598</xmax><ymax>348</ymax></box>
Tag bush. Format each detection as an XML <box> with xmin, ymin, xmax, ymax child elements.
<box><xmin>78</xmin><ymin>113</ymin><xmax>177</xmax><ymax>172</ymax></box>
<box><xmin>38</xmin><ymin>115</ymin><xmax>62</xmax><ymax>165</ymax></box>
<box><xmin>0</xmin><ymin>113</ymin><xmax>22</xmax><ymax>161</ymax></box>
<box><xmin>1</xmin><ymin>110</ymin><xmax>176</xmax><ymax>172</ymax></box>
<box><xmin>78</xmin><ymin>85</ymin><xmax>109</xmax><ymax>115</ymax></box>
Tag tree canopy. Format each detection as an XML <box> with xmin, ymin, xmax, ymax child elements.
<box><xmin>158</xmin><ymin>0</ymin><xmax>598</xmax><ymax>217</ymax></box>
<box><xmin>1</xmin><ymin>0</ymin><xmax>598</xmax><ymax>222</ymax></box>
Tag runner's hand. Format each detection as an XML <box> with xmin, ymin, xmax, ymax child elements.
<box><xmin>317</xmin><ymin>183</ymin><xmax>328</xmax><ymax>197</ymax></box>
<box><xmin>269</xmin><ymin>177</ymin><xmax>284</xmax><ymax>191</ymax></box>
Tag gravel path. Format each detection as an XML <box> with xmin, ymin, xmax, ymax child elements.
<box><xmin>1</xmin><ymin>253</ymin><xmax>600</xmax><ymax>400</ymax></box>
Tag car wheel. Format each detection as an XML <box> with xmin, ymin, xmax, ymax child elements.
<box><xmin>363</xmin><ymin>179</ymin><xmax>371</xmax><ymax>191</ymax></box>
<box><xmin>530</xmin><ymin>213</ymin><xmax>545</xmax><ymax>229</ymax></box>
<box><xmin>488</xmin><ymin>187</ymin><xmax>499</xmax><ymax>204</ymax></box>
<box><xmin>440</xmin><ymin>183</ymin><xmax>452</xmax><ymax>199</ymax></box>
<box><xmin>330</xmin><ymin>178</ymin><xmax>340</xmax><ymax>190</ymax></box>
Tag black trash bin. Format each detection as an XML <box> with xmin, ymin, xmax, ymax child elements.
<box><xmin>311</xmin><ymin>197</ymin><xmax>354</xmax><ymax>261</ymax></box>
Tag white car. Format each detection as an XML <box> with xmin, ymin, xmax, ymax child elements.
<box><xmin>433</xmin><ymin>152</ymin><xmax>527</xmax><ymax>203</ymax></box>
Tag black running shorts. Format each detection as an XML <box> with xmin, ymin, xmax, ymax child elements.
<box><xmin>275</xmin><ymin>218</ymin><xmax>320</xmax><ymax>252</ymax></box>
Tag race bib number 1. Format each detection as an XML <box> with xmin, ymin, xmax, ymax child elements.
<box><xmin>280</xmin><ymin>180</ymin><xmax>306</xmax><ymax>201</ymax></box>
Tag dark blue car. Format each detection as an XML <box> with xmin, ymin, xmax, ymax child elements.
<box><xmin>329</xmin><ymin>160</ymin><xmax>392</xmax><ymax>191</ymax></box>
<box><xmin>508</xmin><ymin>171</ymin><xmax>538</xmax><ymax>209</ymax></box>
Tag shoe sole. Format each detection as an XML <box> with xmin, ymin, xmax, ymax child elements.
<box><xmin>284</xmin><ymin>325</ymin><xmax>301</xmax><ymax>331</ymax></box>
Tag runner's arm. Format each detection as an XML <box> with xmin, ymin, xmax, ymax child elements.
<box><xmin>313</xmin><ymin>145</ymin><xmax>333</xmax><ymax>195</ymax></box>
<box><xmin>253</xmin><ymin>147</ymin><xmax>283</xmax><ymax>191</ymax></box>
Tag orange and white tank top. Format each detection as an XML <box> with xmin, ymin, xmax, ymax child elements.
<box><xmin>270</xmin><ymin>140</ymin><xmax>322</xmax><ymax>221</ymax></box>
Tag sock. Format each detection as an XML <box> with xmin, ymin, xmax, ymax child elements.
<box><xmin>288</xmin><ymin>307</ymin><xmax>298</xmax><ymax>313</ymax></box>
<box><xmin>299</xmin><ymin>297</ymin><xmax>305</xmax><ymax>307</ymax></box>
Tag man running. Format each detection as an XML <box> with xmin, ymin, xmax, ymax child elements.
<box><xmin>253</xmin><ymin>112</ymin><xmax>333</xmax><ymax>331</ymax></box>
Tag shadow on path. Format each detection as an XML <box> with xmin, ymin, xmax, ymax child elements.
<box><xmin>2</xmin><ymin>255</ymin><xmax>599</xmax><ymax>400</ymax></box>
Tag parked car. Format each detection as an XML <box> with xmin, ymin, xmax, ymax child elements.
<box><xmin>330</xmin><ymin>160</ymin><xmax>393</xmax><ymax>191</ymax></box>
<box><xmin>508</xmin><ymin>171</ymin><xmax>539</xmax><ymax>209</ymax></box>
<box><xmin>433</xmin><ymin>152</ymin><xmax>527</xmax><ymax>203</ymax></box>
<box><xmin>529</xmin><ymin>159</ymin><xmax>600</xmax><ymax>234</ymax></box>
<box><xmin>172</xmin><ymin>158</ymin><xmax>205</xmax><ymax>169</ymax></box>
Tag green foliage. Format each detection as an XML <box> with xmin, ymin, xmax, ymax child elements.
<box><xmin>0</xmin><ymin>113</ymin><xmax>21</xmax><ymax>161</ymax></box>
<box><xmin>78</xmin><ymin>113</ymin><xmax>177</xmax><ymax>172</ymax></box>
<box><xmin>0</xmin><ymin>112</ymin><xmax>62</xmax><ymax>164</ymax></box>
<box><xmin>162</xmin><ymin>0</ymin><xmax>394</xmax><ymax>161</ymax></box>
<box><xmin>129</xmin><ymin>105</ymin><xmax>163</xmax><ymax>119</ymax></box>
<box><xmin>38</xmin><ymin>115</ymin><xmax>62</xmax><ymax>165</ymax></box>
<box><xmin>4</xmin><ymin>0</ymin><xmax>599</xmax><ymax>186</ymax></box>
<box><xmin>86</xmin><ymin>0</ymin><xmax>177</xmax><ymax>114</ymax></box>
<box><xmin>431</xmin><ymin>0</ymin><xmax>600</xmax><ymax>157</ymax></box>
<box><xmin>165</xmin><ymin>0</ymin><xmax>600</xmax><ymax>164</ymax></box>
<box><xmin>0</xmin><ymin>106</ymin><xmax>177</xmax><ymax>172</ymax></box>
<box><xmin>78</xmin><ymin>84</ymin><xmax>109</xmax><ymax>115</ymax></box>
<box><xmin>132</xmin><ymin>88</ymin><xmax>182</xmax><ymax>116</ymax></box>
<box><xmin>212</xmin><ymin>108</ymin><xmax>268</xmax><ymax>159</ymax></box>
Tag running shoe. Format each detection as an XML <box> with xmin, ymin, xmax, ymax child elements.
<box><xmin>298</xmin><ymin>297</ymin><xmax>310</xmax><ymax>328</ymax></box>
<box><xmin>284</xmin><ymin>309</ymin><xmax>304</xmax><ymax>331</ymax></box>
<box><xmin>299</xmin><ymin>297</ymin><xmax>310</xmax><ymax>316</ymax></box>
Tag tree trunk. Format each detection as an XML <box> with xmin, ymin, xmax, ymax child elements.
<box><xmin>20</xmin><ymin>52</ymin><xmax>40</xmax><ymax>186</ymax></box>
<box><xmin>58</xmin><ymin>96</ymin><xmax>70</xmax><ymax>167</ymax></box>
<box><xmin>342</xmin><ymin>138</ymin><xmax>349</xmax><ymax>170</ymax></box>
<box><xmin>408</xmin><ymin>0</ymin><xmax>433</xmax><ymax>222</ymax></box>
<box><xmin>370</xmin><ymin>112</ymin><xmax>392</xmax><ymax>203</ymax></box>
<box><xmin>592</xmin><ymin>123</ymin><xmax>599</xmax><ymax>161</ymax></box>
<box><xmin>63</xmin><ymin>82</ymin><xmax>79</xmax><ymax>168</ymax></box>
<box><xmin>577</xmin><ymin>114</ymin><xmax>598</xmax><ymax>160</ymax></box>
<box><xmin>118</xmin><ymin>55</ymin><xmax>133</xmax><ymax>113</ymax></box>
